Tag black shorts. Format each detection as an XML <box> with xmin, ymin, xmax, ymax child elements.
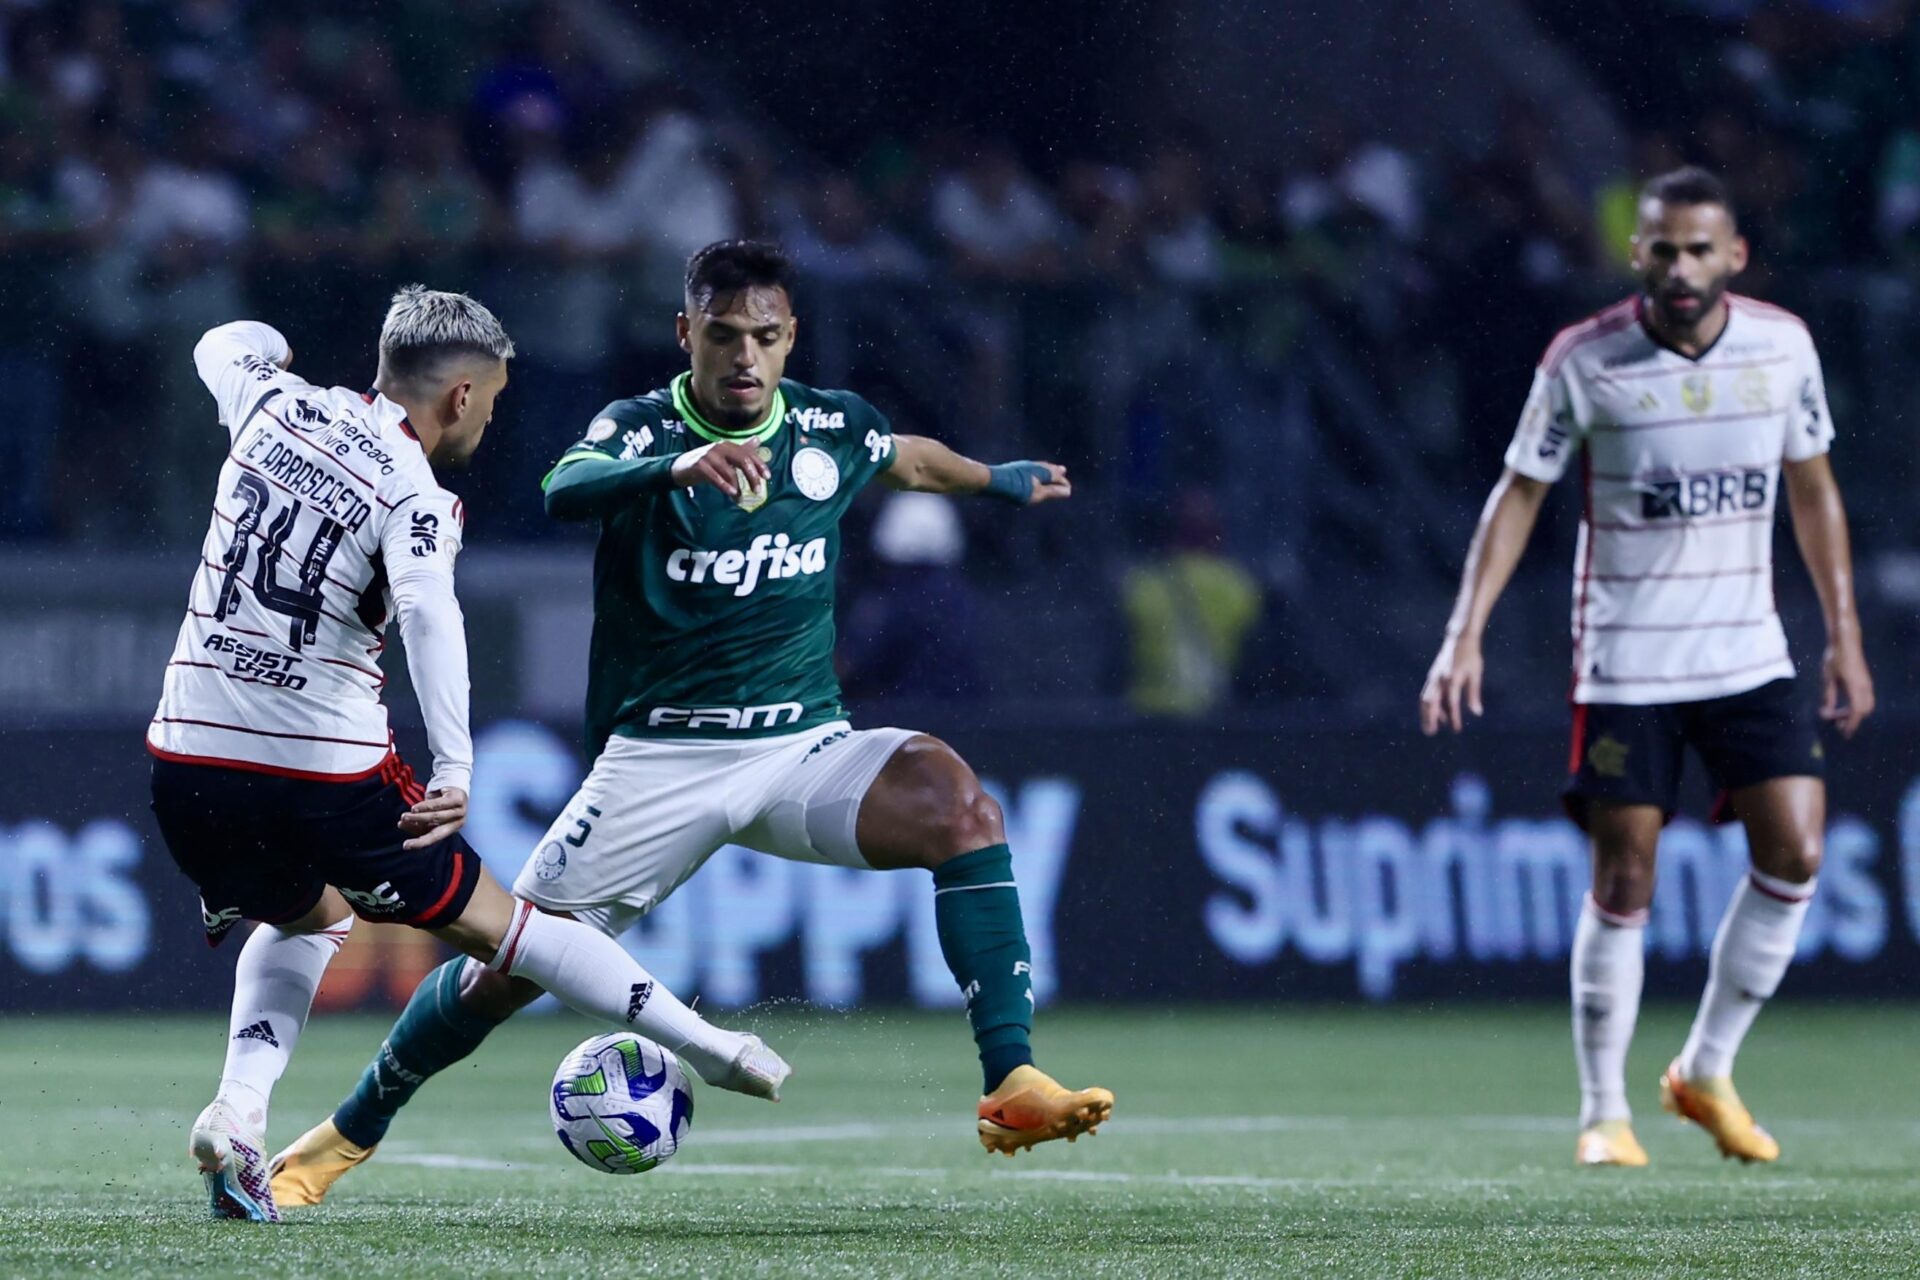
<box><xmin>149</xmin><ymin>754</ymin><xmax>482</xmax><ymax>945</ymax></box>
<box><xmin>1563</xmin><ymin>678</ymin><xmax>1824</xmax><ymax>830</ymax></box>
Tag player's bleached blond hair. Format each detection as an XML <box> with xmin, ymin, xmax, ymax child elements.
<box><xmin>378</xmin><ymin>284</ymin><xmax>514</xmax><ymax>383</ymax></box>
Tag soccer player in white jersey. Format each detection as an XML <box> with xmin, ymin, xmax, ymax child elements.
<box><xmin>148</xmin><ymin>287</ymin><xmax>789</xmax><ymax>1223</ymax></box>
<box><xmin>1419</xmin><ymin>168</ymin><xmax>1875</xmax><ymax>1166</ymax></box>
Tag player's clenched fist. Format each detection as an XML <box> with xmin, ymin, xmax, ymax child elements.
<box><xmin>671</xmin><ymin>441</ymin><xmax>771</xmax><ymax>499</ymax></box>
<box><xmin>1419</xmin><ymin>636</ymin><xmax>1485</xmax><ymax>736</ymax></box>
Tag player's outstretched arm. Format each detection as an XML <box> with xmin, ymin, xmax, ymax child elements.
<box><xmin>543</xmin><ymin>440</ymin><xmax>772</xmax><ymax>520</ymax></box>
<box><xmin>542</xmin><ymin>449</ymin><xmax>678</xmax><ymax>520</ymax></box>
<box><xmin>1420</xmin><ymin>468</ymin><xmax>1550</xmax><ymax>736</ymax></box>
<box><xmin>1784</xmin><ymin>455</ymin><xmax>1875</xmax><ymax>737</ymax></box>
<box><xmin>880</xmin><ymin>434</ymin><xmax>1071</xmax><ymax>505</ymax></box>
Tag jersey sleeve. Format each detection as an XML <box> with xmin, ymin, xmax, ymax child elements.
<box><xmin>542</xmin><ymin>400</ymin><xmax>684</xmax><ymax>520</ymax></box>
<box><xmin>193</xmin><ymin>321</ymin><xmax>308</xmax><ymax>442</ymax></box>
<box><xmin>837</xmin><ymin>391</ymin><xmax>899</xmax><ymax>491</ymax></box>
<box><xmin>381</xmin><ymin>488</ymin><xmax>472</xmax><ymax>795</ymax></box>
<box><xmin>1502</xmin><ymin>359</ymin><xmax>1585</xmax><ymax>483</ymax></box>
<box><xmin>1784</xmin><ymin>333</ymin><xmax>1835</xmax><ymax>462</ymax></box>
<box><xmin>556</xmin><ymin>400</ymin><xmax>671</xmax><ymax>468</ymax></box>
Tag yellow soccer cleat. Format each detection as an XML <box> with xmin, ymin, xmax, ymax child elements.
<box><xmin>976</xmin><ymin>1065</ymin><xmax>1114</xmax><ymax>1157</ymax></box>
<box><xmin>1659</xmin><ymin>1061</ymin><xmax>1780</xmax><ymax>1163</ymax></box>
<box><xmin>268</xmin><ymin>1118</ymin><xmax>378</xmax><ymax>1207</ymax></box>
<box><xmin>1575</xmin><ymin>1119</ymin><xmax>1649</xmax><ymax>1167</ymax></box>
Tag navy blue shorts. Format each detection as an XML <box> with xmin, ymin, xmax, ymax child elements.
<box><xmin>149</xmin><ymin>754</ymin><xmax>481</xmax><ymax>944</ymax></box>
<box><xmin>1563</xmin><ymin>678</ymin><xmax>1824</xmax><ymax>830</ymax></box>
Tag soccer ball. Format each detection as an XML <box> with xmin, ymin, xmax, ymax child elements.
<box><xmin>549</xmin><ymin>1032</ymin><xmax>694</xmax><ymax>1174</ymax></box>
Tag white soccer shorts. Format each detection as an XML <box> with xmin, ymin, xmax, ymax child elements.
<box><xmin>511</xmin><ymin>721</ymin><xmax>918</xmax><ymax>935</ymax></box>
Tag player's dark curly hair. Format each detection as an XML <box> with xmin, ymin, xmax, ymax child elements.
<box><xmin>684</xmin><ymin>240</ymin><xmax>794</xmax><ymax>312</ymax></box>
<box><xmin>1641</xmin><ymin>166</ymin><xmax>1737</xmax><ymax>228</ymax></box>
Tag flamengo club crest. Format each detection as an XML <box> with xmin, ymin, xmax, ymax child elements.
<box><xmin>1681</xmin><ymin>373</ymin><xmax>1713</xmax><ymax>415</ymax></box>
<box><xmin>791</xmin><ymin>446</ymin><xmax>840</xmax><ymax>501</ymax></box>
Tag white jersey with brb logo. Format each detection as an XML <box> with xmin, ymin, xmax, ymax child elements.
<box><xmin>147</xmin><ymin>322</ymin><xmax>472</xmax><ymax>788</ymax></box>
<box><xmin>1504</xmin><ymin>294</ymin><xmax>1834</xmax><ymax>706</ymax></box>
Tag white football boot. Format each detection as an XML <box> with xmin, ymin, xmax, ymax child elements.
<box><xmin>189</xmin><ymin>1099</ymin><xmax>280</xmax><ymax>1222</ymax></box>
<box><xmin>677</xmin><ymin>1033</ymin><xmax>792</xmax><ymax>1102</ymax></box>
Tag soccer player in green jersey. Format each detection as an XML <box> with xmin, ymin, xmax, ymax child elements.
<box><xmin>270</xmin><ymin>242</ymin><xmax>1115</xmax><ymax>1204</ymax></box>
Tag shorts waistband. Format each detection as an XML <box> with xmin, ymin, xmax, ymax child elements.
<box><xmin>606</xmin><ymin>720</ymin><xmax>854</xmax><ymax>755</ymax></box>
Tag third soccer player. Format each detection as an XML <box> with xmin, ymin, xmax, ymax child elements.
<box><xmin>1418</xmin><ymin>167</ymin><xmax>1874</xmax><ymax>1166</ymax></box>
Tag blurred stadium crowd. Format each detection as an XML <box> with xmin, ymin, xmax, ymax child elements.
<box><xmin>5</xmin><ymin>0</ymin><xmax>1920</xmax><ymax>714</ymax></box>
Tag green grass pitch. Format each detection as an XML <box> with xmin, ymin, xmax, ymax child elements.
<box><xmin>2</xmin><ymin>1004</ymin><xmax>1916</xmax><ymax>1278</ymax></box>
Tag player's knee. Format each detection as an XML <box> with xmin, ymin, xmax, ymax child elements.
<box><xmin>926</xmin><ymin>787</ymin><xmax>1004</xmax><ymax>865</ymax></box>
<box><xmin>1792</xmin><ymin>839</ymin><xmax>1824</xmax><ymax>881</ymax></box>
<box><xmin>913</xmin><ymin>756</ymin><xmax>1004</xmax><ymax>866</ymax></box>
<box><xmin>867</xmin><ymin>737</ymin><xmax>1007</xmax><ymax>869</ymax></box>
<box><xmin>1762</xmin><ymin>833</ymin><xmax>1823</xmax><ymax>883</ymax></box>
<box><xmin>1591</xmin><ymin>844</ymin><xmax>1657</xmax><ymax>915</ymax></box>
<box><xmin>1592</xmin><ymin>875</ymin><xmax>1653</xmax><ymax>917</ymax></box>
<box><xmin>457</xmin><ymin>959</ymin><xmax>542</xmax><ymax>1020</ymax></box>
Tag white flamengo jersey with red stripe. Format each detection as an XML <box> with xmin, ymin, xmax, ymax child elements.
<box><xmin>1504</xmin><ymin>294</ymin><xmax>1834</xmax><ymax>705</ymax></box>
<box><xmin>148</xmin><ymin>322</ymin><xmax>471</xmax><ymax>787</ymax></box>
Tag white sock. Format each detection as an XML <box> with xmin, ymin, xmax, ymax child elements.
<box><xmin>215</xmin><ymin>918</ymin><xmax>354</xmax><ymax>1131</ymax></box>
<box><xmin>488</xmin><ymin>901</ymin><xmax>740</xmax><ymax>1071</ymax></box>
<box><xmin>1677</xmin><ymin>869</ymin><xmax>1814</xmax><ymax>1080</ymax></box>
<box><xmin>1571</xmin><ymin>895</ymin><xmax>1646</xmax><ymax>1129</ymax></box>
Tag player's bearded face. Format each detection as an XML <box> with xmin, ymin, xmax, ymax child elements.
<box><xmin>1632</xmin><ymin>200</ymin><xmax>1747</xmax><ymax>332</ymax></box>
<box><xmin>680</xmin><ymin>287</ymin><xmax>797</xmax><ymax>430</ymax></box>
<box><xmin>433</xmin><ymin>360</ymin><xmax>508</xmax><ymax>470</ymax></box>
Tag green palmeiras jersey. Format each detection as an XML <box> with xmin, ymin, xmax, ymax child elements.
<box><xmin>543</xmin><ymin>374</ymin><xmax>897</xmax><ymax>749</ymax></box>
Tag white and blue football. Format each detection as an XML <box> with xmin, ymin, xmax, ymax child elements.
<box><xmin>549</xmin><ymin>1032</ymin><xmax>694</xmax><ymax>1174</ymax></box>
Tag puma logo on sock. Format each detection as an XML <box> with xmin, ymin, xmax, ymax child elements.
<box><xmin>372</xmin><ymin>1041</ymin><xmax>427</xmax><ymax>1099</ymax></box>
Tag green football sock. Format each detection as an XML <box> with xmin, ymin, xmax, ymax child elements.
<box><xmin>332</xmin><ymin>958</ymin><xmax>502</xmax><ymax>1148</ymax></box>
<box><xmin>932</xmin><ymin>844</ymin><xmax>1036</xmax><ymax>1093</ymax></box>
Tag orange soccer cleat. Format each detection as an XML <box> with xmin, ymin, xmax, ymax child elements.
<box><xmin>1576</xmin><ymin>1119</ymin><xmax>1650</xmax><ymax>1167</ymax></box>
<box><xmin>268</xmin><ymin>1118</ymin><xmax>378</xmax><ymax>1207</ymax></box>
<box><xmin>1660</xmin><ymin>1061</ymin><xmax>1780</xmax><ymax>1163</ymax></box>
<box><xmin>976</xmin><ymin>1065</ymin><xmax>1114</xmax><ymax>1156</ymax></box>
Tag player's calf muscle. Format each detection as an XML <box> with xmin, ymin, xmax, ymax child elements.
<box><xmin>449</xmin><ymin>903</ymin><xmax>589</xmax><ymax>1015</ymax></box>
<box><xmin>428</xmin><ymin>874</ymin><xmax>519</xmax><ymax>959</ymax></box>
<box><xmin>455</xmin><ymin>960</ymin><xmax>544</xmax><ymax>1019</ymax></box>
